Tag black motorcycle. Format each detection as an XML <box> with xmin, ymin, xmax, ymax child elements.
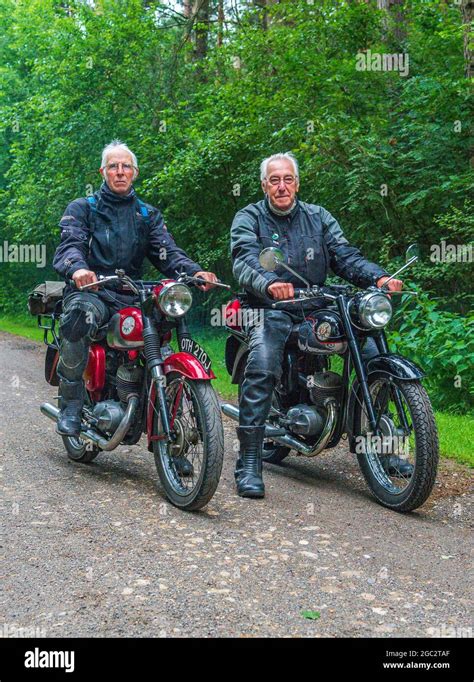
<box><xmin>222</xmin><ymin>246</ymin><xmax>439</xmax><ymax>512</ymax></box>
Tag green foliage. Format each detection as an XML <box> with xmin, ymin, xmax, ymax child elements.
<box><xmin>389</xmin><ymin>291</ymin><xmax>473</xmax><ymax>414</ymax></box>
<box><xmin>0</xmin><ymin>0</ymin><xmax>472</xmax><ymax>412</ymax></box>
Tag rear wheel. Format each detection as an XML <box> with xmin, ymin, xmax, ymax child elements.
<box><xmin>152</xmin><ymin>372</ymin><xmax>224</xmax><ymax>511</ymax></box>
<box><xmin>60</xmin><ymin>390</ymin><xmax>100</xmax><ymax>463</ymax></box>
<box><xmin>355</xmin><ymin>378</ymin><xmax>439</xmax><ymax>512</ymax></box>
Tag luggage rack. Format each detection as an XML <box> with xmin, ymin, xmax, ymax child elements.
<box><xmin>37</xmin><ymin>310</ymin><xmax>60</xmax><ymax>349</ymax></box>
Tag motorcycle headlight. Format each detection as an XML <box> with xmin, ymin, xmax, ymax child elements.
<box><xmin>157</xmin><ymin>282</ymin><xmax>193</xmax><ymax>317</ymax></box>
<box><xmin>357</xmin><ymin>292</ymin><xmax>392</xmax><ymax>329</ymax></box>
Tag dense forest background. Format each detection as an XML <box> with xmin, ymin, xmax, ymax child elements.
<box><xmin>0</xmin><ymin>0</ymin><xmax>472</xmax><ymax>411</ymax></box>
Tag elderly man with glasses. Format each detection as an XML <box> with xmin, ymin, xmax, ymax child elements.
<box><xmin>230</xmin><ymin>152</ymin><xmax>409</xmax><ymax>499</ymax></box>
<box><xmin>52</xmin><ymin>140</ymin><xmax>217</xmax><ymax>462</ymax></box>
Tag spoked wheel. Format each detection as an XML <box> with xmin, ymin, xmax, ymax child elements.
<box><xmin>152</xmin><ymin>372</ymin><xmax>224</xmax><ymax>511</ymax></box>
<box><xmin>236</xmin><ymin>378</ymin><xmax>290</xmax><ymax>465</ymax></box>
<box><xmin>60</xmin><ymin>393</ymin><xmax>100</xmax><ymax>463</ymax></box>
<box><xmin>355</xmin><ymin>378</ymin><xmax>439</xmax><ymax>512</ymax></box>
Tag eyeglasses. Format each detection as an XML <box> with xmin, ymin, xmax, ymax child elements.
<box><xmin>267</xmin><ymin>175</ymin><xmax>297</xmax><ymax>186</ymax></box>
<box><xmin>106</xmin><ymin>162</ymin><xmax>135</xmax><ymax>172</ymax></box>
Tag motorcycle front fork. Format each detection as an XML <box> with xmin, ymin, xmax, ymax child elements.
<box><xmin>338</xmin><ymin>298</ymin><xmax>409</xmax><ymax>435</ymax></box>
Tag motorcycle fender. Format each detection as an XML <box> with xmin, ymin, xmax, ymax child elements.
<box><xmin>346</xmin><ymin>353</ymin><xmax>424</xmax><ymax>452</ymax></box>
<box><xmin>231</xmin><ymin>343</ymin><xmax>249</xmax><ymax>384</ymax></box>
<box><xmin>164</xmin><ymin>351</ymin><xmax>216</xmax><ymax>380</ymax></box>
<box><xmin>366</xmin><ymin>353</ymin><xmax>425</xmax><ymax>381</ymax></box>
<box><xmin>146</xmin><ymin>352</ymin><xmax>215</xmax><ymax>451</ymax></box>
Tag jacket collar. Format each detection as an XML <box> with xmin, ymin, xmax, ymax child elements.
<box><xmin>100</xmin><ymin>181</ymin><xmax>136</xmax><ymax>203</ymax></box>
<box><xmin>264</xmin><ymin>195</ymin><xmax>300</xmax><ymax>219</ymax></box>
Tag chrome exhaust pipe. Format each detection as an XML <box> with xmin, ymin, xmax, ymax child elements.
<box><xmin>40</xmin><ymin>396</ymin><xmax>139</xmax><ymax>451</ymax></box>
<box><xmin>221</xmin><ymin>401</ymin><xmax>337</xmax><ymax>457</ymax></box>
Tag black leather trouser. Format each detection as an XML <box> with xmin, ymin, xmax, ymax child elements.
<box><xmin>238</xmin><ymin>308</ymin><xmax>380</xmax><ymax>428</ymax></box>
<box><xmin>57</xmin><ymin>291</ymin><xmax>113</xmax><ymax>383</ymax></box>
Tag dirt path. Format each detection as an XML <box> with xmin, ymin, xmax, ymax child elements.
<box><xmin>0</xmin><ymin>332</ymin><xmax>472</xmax><ymax>638</ymax></box>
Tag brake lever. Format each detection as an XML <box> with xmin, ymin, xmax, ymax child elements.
<box><xmin>181</xmin><ymin>274</ymin><xmax>231</xmax><ymax>290</ymax></box>
<box><xmin>77</xmin><ymin>275</ymin><xmax>119</xmax><ymax>291</ymax></box>
<box><xmin>380</xmin><ymin>289</ymin><xmax>418</xmax><ymax>296</ymax></box>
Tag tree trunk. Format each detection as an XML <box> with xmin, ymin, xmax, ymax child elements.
<box><xmin>217</xmin><ymin>0</ymin><xmax>224</xmax><ymax>47</ymax></box>
<box><xmin>461</xmin><ymin>0</ymin><xmax>473</xmax><ymax>79</ymax></box>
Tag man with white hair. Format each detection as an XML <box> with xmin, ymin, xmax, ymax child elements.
<box><xmin>230</xmin><ymin>152</ymin><xmax>409</xmax><ymax>499</ymax></box>
<box><xmin>53</xmin><ymin>140</ymin><xmax>217</xmax><ymax>459</ymax></box>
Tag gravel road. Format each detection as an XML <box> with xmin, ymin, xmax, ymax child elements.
<box><xmin>1</xmin><ymin>332</ymin><xmax>472</xmax><ymax>638</ymax></box>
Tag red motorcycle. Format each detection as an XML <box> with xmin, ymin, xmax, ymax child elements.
<box><xmin>37</xmin><ymin>269</ymin><xmax>227</xmax><ymax>511</ymax></box>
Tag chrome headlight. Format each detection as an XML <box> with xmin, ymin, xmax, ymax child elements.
<box><xmin>157</xmin><ymin>282</ymin><xmax>193</xmax><ymax>317</ymax></box>
<box><xmin>357</xmin><ymin>292</ymin><xmax>392</xmax><ymax>329</ymax></box>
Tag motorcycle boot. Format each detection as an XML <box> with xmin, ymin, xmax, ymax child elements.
<box><xmin>234</xmin><ymin>370</ymin><xmax>276</xmax><ymax>487</ymax></box>
<box><xmin>173</xmin><ymin>455</ymin><xmax>194</xmax><ymax>477</ymax></box>
<box><xmin>385</xmin><ymin>455</ymin><xmax>414</xmax><ymax>478</ymax></box>
<box><xmin>235</xmin><ymin>425</ymin><xmax>266</xmax><ymax>498</ymax></box>
<box><xmin>56</xmin><ymin>374</ymin><xmax>85</xmax><ymax>437</ymax></box>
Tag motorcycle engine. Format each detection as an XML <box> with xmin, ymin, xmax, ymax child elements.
<box><xmin>116</xmin><ymin>364</ymin><xmax>144</xmax><ymax>403</ymax></box>
<box><xmin>93</xmin><ymin>401</ymin><xmax>125</xmax><ymax>434</ymax></box>
<box><xmin>286</xmin><ymin>405</ymin><xmax>325</xmax><ymax>436</ymax></box>
<box><xmin>309</xmin><ymin>371</ymin><xmax>343</xmax><ymax>407</ymax></box>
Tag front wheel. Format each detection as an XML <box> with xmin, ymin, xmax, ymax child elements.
<box><xmin>355</xmin><ymin>378</ymin><xmax>439</xmax><ymax>512</ymax></box>
<box><xmin>152</xmin><ymin>372</ymin><xmax>224</xmax><ymax>511</ymax></box>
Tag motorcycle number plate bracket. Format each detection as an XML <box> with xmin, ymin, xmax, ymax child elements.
<box><xmin>179</xmin><ymin>337</ymin><xmax>212</xmax><ymax>374</ymax></box>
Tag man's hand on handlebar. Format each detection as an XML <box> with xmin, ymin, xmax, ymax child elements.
<box><xmin>194</xmin><ymin>271</ymin><xmax>219</xmax><ymax>291</ymax></box>
<box><xmin>267</xmin><ymin>282</ymin><xmax>295</xmax><ymax>301</ymax></box>
<box><xmin>72</xmin><ymin>269</ymin><xmax>99</xmax><ymax>291</ymax></box>
<box><xmin>376</xmin><ymin>275</ymin><xmax>403</xmax><ymax>295</ymax></box>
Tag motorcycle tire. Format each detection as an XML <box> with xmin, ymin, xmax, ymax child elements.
<box><xmin>355</xmin><ymin>378</ymin><xmax>439</xmax><ymax>512</ymax></box>
<box><xmin>152</xmin><ymin>372</ymin><xmax>224</xmax><ymax>511</ymax></box>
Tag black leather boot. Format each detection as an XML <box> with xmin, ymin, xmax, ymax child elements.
<box><xmin>173</xmin><ymin>455</ymin><xmax>194</xmax><ymax>477</ymax></box>
<box><xmin>235</xmin><ymin>426</ymin><xmax>265</xmax><ymax>498</ymax></box>
<box><xmin>56</xmin><ymin>377</ymin><xmax>85</xmax><ymax>437</ymax></box>
<box><xmin>386</xmin><ymin>455</ymin><xmax>414</xmax><ymax>478</ymax></box>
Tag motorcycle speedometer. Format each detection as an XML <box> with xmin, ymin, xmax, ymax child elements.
<box><xmin>357</xmin><ymin>292</ymin><xmax>392</xmax><ymax>329</ymax></box>
<box><xmin>157</xmin><ymin>282</ymin><xmax>193</xmax><ymax>318</ymax></box>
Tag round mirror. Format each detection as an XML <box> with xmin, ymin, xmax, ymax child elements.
<box><xmin>406</xmin><ymin>243</ymin><xmax>420</xmax><ymax>262</ymax></box>
<box><xmin>259</xmin><ymin>247</ymin><xmax>284</xmax><ymax>272</ymax></box>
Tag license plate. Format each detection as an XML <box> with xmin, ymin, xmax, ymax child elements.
<box><xmin>180</xmin><ymin>337</ymin><xmax>212</xmax><ymax>374</ymax></box>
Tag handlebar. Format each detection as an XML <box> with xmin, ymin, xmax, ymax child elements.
<box><xmin>69</xmin><ymin>270</ymin><xmax>232</xmax><ymax>293</ymax></box>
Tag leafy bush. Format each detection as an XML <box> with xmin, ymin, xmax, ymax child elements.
<box><xmin>389</xmin><ymin>291</ymin><xmax>473</xmax><ymax>414</ymax></box>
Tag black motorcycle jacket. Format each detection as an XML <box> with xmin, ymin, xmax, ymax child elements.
<box><xmin>231</xmin><ymin>197</ymin><xmax>388</xmax><ymax>308</ymax></box>
<box><xmin>53</xmin><ymin>182</ymin><xmax>202</xmax><ymax>286</ymax></box>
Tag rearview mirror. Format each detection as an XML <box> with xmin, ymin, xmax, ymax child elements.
<box><xmin>406</xmin><ymin>243</ymin><xmax>420</xmax><ymax>263</ymax></box>
<box><xmin>259</xmin><ymin>247</ymin><xmax>284</xmax><ymax>272</ymax></box>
